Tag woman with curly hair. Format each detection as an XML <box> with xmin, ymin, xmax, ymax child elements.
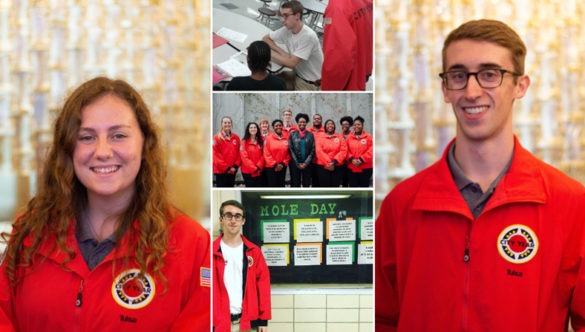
<box><xmin>0</xmin><ymin>77</ymin><xmax>210</xmax><ymax>331</ymax></box>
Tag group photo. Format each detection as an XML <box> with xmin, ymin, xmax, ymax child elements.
<box><xmin>212</xmin><ymin>93</ymin><xmax>373</xmax><ymax>188</ymax></box>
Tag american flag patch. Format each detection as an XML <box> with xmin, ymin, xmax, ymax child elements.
<box><xmin>200</xmin><ymin>267</ymin><xmax>211</xmax><ymax>287</ymax></box>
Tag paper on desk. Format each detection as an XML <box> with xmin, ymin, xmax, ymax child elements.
<box><xmin>216</xmin><ymin>27</ymin><xmax>248</xmax><ymax>45</ymax></box>
<box><xmin>216</xmin><ymin>58</ymin><xmax>251</xmax><ymax>77</ymax></box>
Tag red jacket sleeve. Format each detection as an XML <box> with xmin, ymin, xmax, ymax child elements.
<box><xmin>282</xmin><ymin>145</ymin><xmax>291</xmax><ymax>167</ymax></box>
<box><xmin>375</xmin><ymin>195</ymin><xmax>400</xmax><ymax>331</ymax></box>
<box><xmin>316</xmin><ymin>138</ymin><xmax>331</xmax><ymax>165</ymax></box>
<box><xmin>321</xmin><ymin>4</ymin><xmax>356</xmax><ymax>90</ymax></box>
<box><xmin>170</xmin><ymin>225</ymin><xmax>211</xmax><ymax>332</ymax></box>
<box><xmin>256</xmin><ymin>250</ymin><xmax>272</xmax><ymax>321</ymax></box>
<box><xmin>263</xmin><ymin>137</ymin><xmax>276</xmax><ymax>168</ymax></box>
<box><xmin>233</xmin><ymin>136</ymin><xmax>242</xmax><ymax>168</ymax></box>
<box><xmin>239</xmin><ymin>141</ymin><xmax>254</xmax><ymax>172</ymax></box>
<box><xmin>333</xmin><ymin>136</ymin><xmax>348</xmax><ymax>165</ymax></box>
<box><xmin>569</xmin><ymin>193</ymin><xmax>585</xmax><ymax>331</ymax></box>
<box><xmin>361</xmin><ymin>136</ymin><xmax>373</xmax><ymax>164</ymax></box>
<box><xmin>257</xmin><ymin>150</ymin><xmax>265</xmax><ymax>170</ymax></box>
<box><xmin>212</xmin><ymin>134</ymin><xmax>231</xmax><ymax>174</ymax></box>
<box><xmin>0</xmin><ymin>258</ymin><xmax>16</xmax><ymax>332</ymax></box>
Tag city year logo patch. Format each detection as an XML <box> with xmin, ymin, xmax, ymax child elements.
<box><xmin>112</xmin><ymin>269</ymin><xmax>156</xmax><ymax>309</ymax></box>
<box><xmin>247</xmin><ymin>255</ymin><xmax>254</xmax><ymax>267</ymax></box>
<box><xmin>497</xmin><ymin>224</ymin><xmax>538</xmax><ymax>264</ymax></box>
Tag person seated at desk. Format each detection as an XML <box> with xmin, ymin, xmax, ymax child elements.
<box><xmin>262</xmin><ymin>0</ymin><xmax>323</xmax><ymax>91</ymax></box>
<box><xmin>226</xmin><ymin>40</ymin><xmax>286</xmax><ymax>91</ymax></box>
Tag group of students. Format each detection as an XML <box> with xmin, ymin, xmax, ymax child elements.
<box><xmin>225</xmin><ymin>0</ymin><xmax>373</xmax><ymax>91</ymax></box>
<box><xmin>213</xmin><ymin>109</ymin><xmax>372</xmax><ymax>188</ymax></box>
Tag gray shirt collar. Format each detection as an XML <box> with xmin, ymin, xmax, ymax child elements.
<box><xmin>447</xmin><ymin>142</ymin><xmax>513</xmax><ymax>191</ymax></box>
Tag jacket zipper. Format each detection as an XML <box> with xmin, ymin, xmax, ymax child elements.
<box><xmin>462</xmin><ymin>232</ymin><xmax>471</xmax><ymax>331</ymax></box>
<box><xmin>76</xmin><ymin>279</ymin><xmax>85</xmax><ymax>307</ymax></box>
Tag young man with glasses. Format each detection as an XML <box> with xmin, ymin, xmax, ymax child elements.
<box><xmin>213</xmin><ymin>200</ymin><xmax>271</xmax><ymax>332</ymax></box>
<box><xmin>262</xmin><ymin>0</ymin><xmax>323</xmax><ymax>91</ymax></box>
<box><xmin>376</xmin><ymin>19</ymin><xmax>585</xmax><ymax>330</ymax></box>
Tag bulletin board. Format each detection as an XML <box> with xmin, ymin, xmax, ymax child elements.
<box><xmin>241</xmin><ymin>190</ymin><xmax>373</xmax><ymax>284</ymax></box>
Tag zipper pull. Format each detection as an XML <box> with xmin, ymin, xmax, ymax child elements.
<box><xmin>463</xmin><ymin>248</ymin><xmax>470</xmax><ymax>263</ymax></box>
<box><xmin>76</xmin><ymin>280</ymin><xmax>85</xmax><ymax>307</ymax></box>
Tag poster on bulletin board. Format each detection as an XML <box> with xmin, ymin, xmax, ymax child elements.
<box><xmin>242</xmin><ymin>190</ymin><xmax>373</xmax><ymax>284</ymax></box>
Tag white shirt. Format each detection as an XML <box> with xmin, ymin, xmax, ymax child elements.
<box><xmin>269</xmin><ymin>24</ymin><xmax>324</xmax><ymax>81</ymax></box>
<box><xmin>220</xmin><ymin>239</ymin><xmax>244</xmax><ymax>315</ymax></box>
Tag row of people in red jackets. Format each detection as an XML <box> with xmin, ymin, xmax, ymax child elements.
<box><xmin>212</xmin><ymin>114</ymin><xmax>372</xmax><ymax>187</ymax></box>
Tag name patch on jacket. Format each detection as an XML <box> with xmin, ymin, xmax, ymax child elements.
<box><xmin>112</xmin><ymin>269</ymin><xmax>156</xmax><ymax>309</ymax></box>
<box><xmin>497</xmin><ymin>225</ymin><xmax>539</xmax><ymax>264</ymax></box>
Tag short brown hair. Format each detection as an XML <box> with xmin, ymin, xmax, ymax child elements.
<box><xmin>442</xmin><ymin>19</ymin><xmax>526</xmax><ymax>75</ymax></box>
<box><xmin>281</xmin><ymin>0</ymin><xmax>304</xmax><ymax>19</ymax></box>
<box><xmin>220</xmin><ymin>200</ymin><xmax>245</xmax><ymax>217</ymax></box>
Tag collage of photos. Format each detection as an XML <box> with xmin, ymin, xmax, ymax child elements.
<box><xmin>212</xmin><ymin>0</ymin><xmax>373</xmax><ymax>331</ymax></box>
<box><xmin>7</xmin><ymin>0</ymin><xmax>585</xmax><ymax>331</ymax></box>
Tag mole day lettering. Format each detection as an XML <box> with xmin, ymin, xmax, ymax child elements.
<box><xmin>260</xmin><ymin>203</ymin><xmax>337</xmax><ymax>217</ymax></box>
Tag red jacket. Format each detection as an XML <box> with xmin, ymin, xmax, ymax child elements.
<box><xmin>308</xmin><ymin>126</ymin><xmax>324</xmax><ymax>164</ymax></box>
<box><xmin>308</xmin><ymin>126</ymin><xmax>325</xmax><ymax>136</ymax></box>
<box><xmin>263</xmin><ymin>132</ymin><xmax>291</xmax><ymax>168</ymax></box>
<box><xmin>213</xmin><ymin>235</ymin><xmax>271</xmax><ymax>332</ymax></box>
<box><xmin>315</xmin><ymin>133</ymin><xmax>347</xmax><ymax>167</ymax></box>
<box><xmin>281</xmin><ymin>124</ymin><xmax>298</xmax><ymax>141</ymax></box>
<box><xmin>240</xmin><ymin>139</ymin><xmax>264</xmax><ymax>177</ymax></box>
<box><xmin>321</xmin><ymin>0</ymin><xmax>373</xmax><ymax>90</ymax></box>
<box><xmin>376</xmin><ymin>138</ymin><xmax>585</xmax><ymax>331</ymax></box>
<box><xmin>0</xmin><ymin>214</ymin><xmax>211</xmax><ymax>332</ymax></box>
<box><xmin>346</xmin><ymin>131</ymin><xmax>373</xmax><ymax>172</ymax></box>
<box><xmin>213</xmin><ymin>131</ymin><xmax>241</xmax><ymax>174</ymax></box>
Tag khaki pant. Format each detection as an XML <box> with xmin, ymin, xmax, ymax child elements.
<box><xmin>231</xmin><ymin>319</ymin><xmax>258</xmax><ymax>332</ymax></box>
<box><xmin>278</xmin><ymin>71</ymin><xmax>319</xmax><ymax>91</ymax></box>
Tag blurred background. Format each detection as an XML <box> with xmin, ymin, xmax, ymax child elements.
<box><xmin>374</xmin><ymin>0</ymin><xmax>585</xmax><ymax>207</ymax></box>
<box><xmin>0</xmin><ymin>0</ymin><xmax>211</xmax><ymax>229</ymax></box>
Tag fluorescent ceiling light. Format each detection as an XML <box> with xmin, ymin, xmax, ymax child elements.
<box><xmin>259</xmin><ymin>195</ymin><xmax>352</xmax><ymax>200</ymax></box>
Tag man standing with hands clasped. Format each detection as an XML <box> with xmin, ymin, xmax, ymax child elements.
<box><xmin>214</xmin><ymin>200</ymin><xmax>271</xmax><ymax>332</ymax></box>
<box><xmin>376</xmin><ymin>19</ymin><xmax>585</xmax><ymax>331</ymax></box>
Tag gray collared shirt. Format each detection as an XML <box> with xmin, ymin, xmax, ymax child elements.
<box><xmin>447</xmin><ymin>143</ymin><xmax>513</xmax><ymax>219</ymax></box>
<box><xmin>75</xmin><ymin>220</ymin><xmax>118</xmax><ymax>270</ymax></box>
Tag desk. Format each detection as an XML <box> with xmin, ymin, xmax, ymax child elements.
<box><xmin>213</xmin><ymin>9</ymin><xmax>285</xmax><ymax>85</ymax></box>
<box><xmin>213</xmin><ymin>8</ymin><xmax>274</xmax><ymax>51</ymax></box>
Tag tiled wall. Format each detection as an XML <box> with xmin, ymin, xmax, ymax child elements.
<box><xmin>270</xmin><ymin>291</ymin><xmax>373</xmax><ymax>332</ymax></box>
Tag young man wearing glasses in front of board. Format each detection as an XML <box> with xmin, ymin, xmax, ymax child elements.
<box><xmin>213</xmin><ymin>200</ymin><xmax>271</xmax><ymax>332</ymax></box>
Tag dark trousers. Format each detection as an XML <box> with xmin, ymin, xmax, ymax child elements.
<box><xmin>341</xmin><ymin>164</ymin><xmax>350</xmax><ymax>187</ymax></box>
<box><xmin>215</xmin><ymin>173</ymin><xmax>235</xmax><ymax>187</ymax></box>
<box><xmin>290</xmin><ymin>162</ymin><xmax>311</xmax><ymax>187</ymax></box>
<box><xmin>265</xmin><ymin>166</ymin><xmax>287</xmax><ymax>187</ymax></box>
<box><xmin>348</xmin><ymin>168</ymin><xmax>373</xmax><ymax>187</ymax></box>
<box><xmin>242</xmin><ymin>172</ymin><xmax>265</xmax><ymax>187</ymax></box>
<box><xmin>311</xmin><ymin>163</ymin><xmax>320</xmax><ymax>187</ymax></box>
<box><xmin>316</xmin><ymin>165</ymin><xmax>343</xmax><ymax>187</ymax></box>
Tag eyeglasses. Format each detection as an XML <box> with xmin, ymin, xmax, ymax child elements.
<box><xmin>281</xmin><ymin>13</ymin><xmax>295</xmax><ymax>19</ymax></box>
<box><xmin>439</xmin><ymin>68</ymin><xmax>521</xmax><ymax>90</ymax></box>
<box><xmin>222</xmin><ymin>212</ymin><xmax>244</xmax><ymax>221</ymax></box>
